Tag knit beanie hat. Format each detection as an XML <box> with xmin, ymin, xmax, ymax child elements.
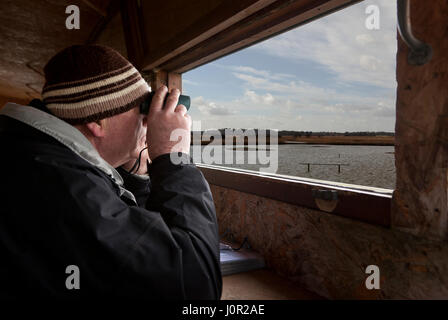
<box><xmin>41</xmin><ymin>45</ymin><xmax>150</xmax><ymax>124</ymax></box>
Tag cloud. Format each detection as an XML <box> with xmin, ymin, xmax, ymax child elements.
<box><xmin>231</xmin><ymin>66</ymin><xmax>296</xmax><ymax>81</ymax></box>
<box><xmin>232</xmin><ymin>67</ymin><xmax>395</xmax><ymax>116</ymax></box>
<box><xmin>233</xmin><ymin>72</ymin><xmax>334</xmax><ymax>100</ymax></box>
<box><xmin>190</xmin><ymin>82</ymin><xmax>395</xmax><ymax>132</ymax></box>
<box><xmin>373</xmin><ymin>102</ymin><xmax>395</xmax><ymax>117</ymax></box>
<box><xmin>251</xmin><ymin>0</ymin><xmax>397</xmax><ymax>89</ymax></box>
<box><xmin>244</xmin><ymin>90</ymin><xmax>275</xmax><ymax>105</ymax></box>
<box><xmin>186</xmin><ymin>0</ymin><xmax>397</xmax><ymax>131</ymax></box>
<box><xmin>193</xmin><ymin>96</ymin><xmax>236</xmax><ymax>116</ymax></box>
<box><xmin>182</xmin><ymin>79</ymin><xmax>200</xmax><ymax>86</ymax></box>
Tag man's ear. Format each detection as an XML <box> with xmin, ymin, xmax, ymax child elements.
<box><xmin>85</xmin><ymin>119</ymin><xmax>107</xmax><ymax>138</ymax></box>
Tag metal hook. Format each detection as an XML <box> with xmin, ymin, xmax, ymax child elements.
<box><xmin>397</xmin><ymin>0</ymin><xmax>432</xmax><ymax>65</ymax></box>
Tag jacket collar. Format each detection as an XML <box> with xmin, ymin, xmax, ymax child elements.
<box><xmin>0</xmin><ymin>103</ymin><xmax>136</xmax><ymax>203</ymax></box>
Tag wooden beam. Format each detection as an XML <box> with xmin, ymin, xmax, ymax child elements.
<box><xmin>0</xmin><ymin>95</ymin><xmax>30</xmax><ymax>109</ymax></box>
<box><xmin>86</xmin><ymin>0</ymin><xmax>121</xmax><ymax>44</ymax></box>
<box><xmin>120</xmin><ymin>0</ymin><xmax>147</xmax><ymax>68</ymax></box>
<box><xmin>168</xmin><ymin>72</ymin><xmax>182</xmax><ymax>92</ymax></box>
<box><xmin>149</xmin><ymin>70</ymin><xmax>182</xmax><ymax>92</ymax></box>
<box><xmin>149</xmin><ymin>70</ymin><xmax>167</xmax><ymax>91</ymax></box>
<box><xmin>139</xmin><ymin>0</ymin><xmax>278</xmax><ymax>71</ymax></box>
<box><xmin>120</xmin><ymin>0</ymin><xmax>278</xmax><ymax>70</ymax></box>
<box><xmin>162</xmin><ymin>0</ymin><xmax>360</xmax><ymax>73</ymax></box>
<box><xmin>81</xmin><ymin>0</ymin><xmax>110</xmax><ymax>17</ymax></box>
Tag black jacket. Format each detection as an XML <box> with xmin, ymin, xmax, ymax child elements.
<box><xmin>0</xmin><ymin>103</ymin><xmax>222</xmax><ymax>299</ymax></box>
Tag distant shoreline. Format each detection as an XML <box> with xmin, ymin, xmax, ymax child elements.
<box><xmin>278</xmin><ymin>135</ymin><xmax>394</xmax><ymax>146</ymax></box>
<box><xmin>191</xmin><ymin>135</ymin><xmax>395</xmax><ymax>146</ymax></box>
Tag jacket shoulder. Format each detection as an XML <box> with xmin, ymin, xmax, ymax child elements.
<box><xmin>0</xmin><ymin>114</ymin><xmax>105</xmax><ymax>173</ymax></box>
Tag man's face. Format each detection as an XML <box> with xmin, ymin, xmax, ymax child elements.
<box><xmin>103</xmin><ymin>106</ymin><xmax>147</xmax><ymax>167</ymax></box>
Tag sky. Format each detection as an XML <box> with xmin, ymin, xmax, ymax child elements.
<box><xmin>182</xmin><ymin>0</ymin><xmax>397</xmax><ymax>132</ymax></box>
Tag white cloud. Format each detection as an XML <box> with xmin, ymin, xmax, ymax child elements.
<box><xmin>373</xmin><ymin>101</ymin><xmax>395</xmax><ymax>117</ymax></box>
<box><xmin>193</xmin><ymin>96</ymin><xmax>236</xmax><ymax>116</ymax></box>
<box><xmin>244</xmin><ymin>90</ymin><xmax>275</xmax><ymax>105</ymax></box>
<box><xmin>189</xmin><ymin>83</ymin><xmax>395</xmax><ymax>131</ymax></box>
<box><xmin>182</xmin><ymin>79</ymin><xmax>199</xmax><ymax>86</ymax></box>
<box><xmin>355</xmin><ymin>34</ymin><xmax>375</xmax><ymax>46</ymax></box>
<box><xmin>232</xmin><ymin>66</ymin><xmax>269</xmax><ymax>78</ymax></box>
<box><xmin>233</xmin><ymin>72</ymin><xmax>334</xmax><ymax>99</ymax></box>
<box><xmin>231</xmin><ymin>66</ymin><xmax>296</xmax><ymax>81</ymax></box>
<box><xmin>186</xmin><ymin>0</ymin><xmax>397</xmax><ymax>131</ymax></box>
<box><xmin>263</xmin><ymin>93</ymin><xmax>274</xmax><ymax>104</ymax></box>
<box><xmin>250</xmin><ymin>0</ymin><xmax>397</xmax><ymax>89</ymax></box>
<box><xmin>232</xmin><ymin>67</ymin><xmax>395</xmax><ymax>116</ymax></box>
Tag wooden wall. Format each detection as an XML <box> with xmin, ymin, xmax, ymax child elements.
<box><xmin>212</xmin><ymin>183</ymin><xmax>448</xmax><ymax>299</ymax></box>
<box><xmin>392</xmin><ymin>0</ymin><xmax>448</xmax><ymax>240</ymax></box>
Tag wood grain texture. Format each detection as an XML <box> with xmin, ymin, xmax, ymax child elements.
<box><xmin>211</xmin><ymin>185</ymin><xmax>448</xmax><ymax>299</ymax></box>
<box><xmin>138</xmin><ymin>0</ymin><xmax>277</xmax><ymax>71</ymax></box>
<box><xmin>222</xmin><ymin>269</ymin><xmax>323</xmax><ymax>300</ymax></box>
<box><xmin>199</xmin><ymin>166</ymin><xmax>391</xmax><ymax>227</ymax></box>
<box><xmin>393</xmin><ymin>0</ymin><xmax>448</xmax><ymax>240</ymax></box>
<box><xmin>0</xmin><ymin>0</ymin><xmax>107</xmax><ymax>101</ymax></box>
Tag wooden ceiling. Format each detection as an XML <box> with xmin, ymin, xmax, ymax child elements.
<box><xmin>0</xmin><ymin>0</ymin><xmax>123</xmax><ymax>104</ymax></box>
<box><xmin>0</xmin><ymin>0</ymin><xmax>360</xmax><ymax>105</ymax></box>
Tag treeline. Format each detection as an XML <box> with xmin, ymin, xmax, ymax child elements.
<box><xmin>278</xmin><ymin>131</ymin><xmax>394</xmax><ymax>137</ymax></box>
<box><xmin>191</xmin><ymin>129</ymin><xmax>394</xmax><ymax>137</ymax></box>
<box><xmin>192</xmin><ymin>128</ymin><xmax>273</xmax><ymax>137</ymax></box>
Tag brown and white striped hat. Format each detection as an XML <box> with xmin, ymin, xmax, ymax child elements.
<box><xmin>42</xmin><ymin>45</ymin><xmax>150</xmax><ymax>124</ymax></box>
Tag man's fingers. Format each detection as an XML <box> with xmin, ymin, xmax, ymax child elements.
<box><xmin>149</xmin><ymin>86</ymin><xmax>168</xmax><ymax>115</ymax></box>
<box><xmin>175</xmin><ymin>104</ymin><xmax>188</xmax><ymax>116</ymax></box>
<box><xmin>164</xmin><ymin>88</ymin><xmax>181</xmax><ymax>113</ymax></box>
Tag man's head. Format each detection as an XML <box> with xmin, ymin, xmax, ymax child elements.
<box><xmin>42</xmin><ymin>45</ymin><xmax>150</xmax><ymax>167</ymax></box>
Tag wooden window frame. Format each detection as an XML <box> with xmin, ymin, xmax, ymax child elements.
<box><xmin>197</xmin><ymin>163</ymin><xmax>392</xmax><ymax>227</ymax></box>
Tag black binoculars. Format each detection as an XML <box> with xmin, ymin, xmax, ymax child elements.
<box><xmin>139</xmin><ymin>91</ymin><xmax>191</xmax><ymax>114</ymax></box>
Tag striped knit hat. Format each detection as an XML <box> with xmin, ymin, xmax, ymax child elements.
<box><xmin>42</xmin><ymin>45</ymin><xmax>150</xmax><ymax>124</ymax></box>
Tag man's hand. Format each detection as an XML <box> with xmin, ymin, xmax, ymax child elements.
<box><xmin>146</xmin><ymin>86</ymin><xmax>191</xmax><ymax>161</ymax></box>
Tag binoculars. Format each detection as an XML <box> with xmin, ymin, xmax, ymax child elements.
<box><xmin>140</xmin><ymin>91</ymin><xmax>191</xmax><ymax>114</ymax></box>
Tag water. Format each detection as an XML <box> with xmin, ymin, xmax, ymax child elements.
<box><xmin>191</xmin><ymin>144</ymin><xmax>396</xmax><ymax>189</ymax></box>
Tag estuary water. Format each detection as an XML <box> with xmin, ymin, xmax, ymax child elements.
<box><xmin>191</xmin><ymin>144</ymin><xmax>396</xmax><ymax>189</ymax></box>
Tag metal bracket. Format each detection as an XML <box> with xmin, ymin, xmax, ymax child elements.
<box><xmin>397</xmin><ymin>0</ymin><xmax>432</xmax><ymax>66</ymax></box>
<box><xmin>312</xmin><ymin>189</ymin><xmax>339</xmax><ymax>213</ymax></box>
<box><xmin>312</xmin><ymin>189</ymin><xmax>338</xmax><ymax>201</ymax></box>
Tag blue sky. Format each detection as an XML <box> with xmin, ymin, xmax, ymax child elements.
<box><xmin>183</xmin><ymin>0</ymin><xmax>397</xmax><ymax>132</ymax></box>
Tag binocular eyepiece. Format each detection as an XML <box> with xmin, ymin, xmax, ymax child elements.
<box><xmin>139</xmin><ymin>91</ymin><xmax>191</xmax><ymax>114</ymax></box>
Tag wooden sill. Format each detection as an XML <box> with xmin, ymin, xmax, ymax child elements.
<box><xmin>197</xmin><ymin>164</ymin><xmax>392</xmax><ymax>227</ymax></box>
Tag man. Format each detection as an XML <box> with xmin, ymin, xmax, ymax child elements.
<box><xmin>0</xmin><ymin>45</ymin><xmax>222</xmax><ymax>299</ymax></box>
